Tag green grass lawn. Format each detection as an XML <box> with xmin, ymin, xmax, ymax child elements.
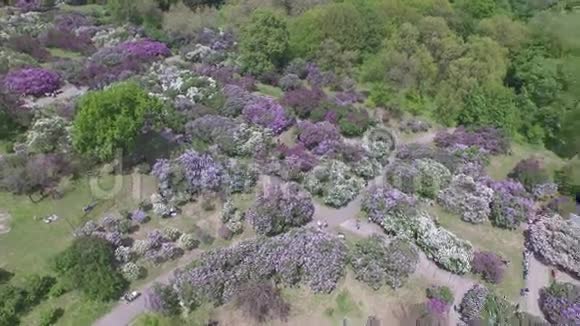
<box><xmin>59</xmin><ymin>3</ymin><xmax>107</xmax><ymax>16</ymax></box>
<box><xmin>130</xmin><ymin>313</ymin><xmax>182</xmax><ymax>326</ymax></box>
<box><xmin>487</xmin><ymin>142</ymin><xmax>566</xmax><ymax>180</ymax></box>
<box><xmin>48</xmin><ymin>48</ymin><xmax>83</xmax><ymax>60</ymax></box>
<box><xmin>255</xmin><ymin>83</ymin><xmax>284</xmax><ymax>98</ymax></box>
<box><xmin>0</xmin><ymin>172</ymin><xmax>159</xmax><ymax>325</ymax></box>
<box><xmin>430</xmin><ymin>205</ymin><xmax>525</xmax><ymax>300</ymax></box>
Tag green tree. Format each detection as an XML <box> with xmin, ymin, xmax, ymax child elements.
<box><xmin>38</xmin><ymin>307</ymin><xmax>63</xmax><ymax>326</ymax></box>
<box><xmin>239</xmin><ymin>10</ymin><xmax>289</xmax><ymax>76</ymax></box>
<box><xmin>458</xmin><ymin>83</ymin><xmax>518</xmax><ymax>134</ymax></box>
<box><xmin>555</xmin><ymin>158</ymin><xmax>580</xmax><ymax>196</ymax></box>
<box><xmin>72</xmin><ymin>82</ymin><xmax>163</xmax><ymax>161</ymax></box>
<box><xmin>477</xmin><ymin>15</ymin><xmax>529</xmax><ymax>52</ymax></box>
<box><xmin>314</xmin><ymin>38</ymin><xmax>357</xmax><ymax>76</ymax></box>
<box><xmin>52</xmin><ymin>237</ymin><xmax>127</xmax><ymax>301</ymax></box>
<box><xmin>455</xmin><ymin>0</ymin><xmax>497</xmax><ymax>19</ymax></box>
<box><xmin>22</xmin><ymin>275</ymin><xmax>56</xmax><ymax>307</ymax></box>
<box><xmin>555</xmin><ymin>105</ymin><xmax>580</xmax><ymax>158</ymax></box>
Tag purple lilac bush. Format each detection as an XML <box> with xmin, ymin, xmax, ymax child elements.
<box><xmin>276</xmin><ymin>143</ymin><xmax>319</xmax><ymax>175</ymax></box>
<box><xmin>246</xmin><ymin>182</ymin><xmax>315</xmax><ymax>236</ymax></box>
<box><xmin>471</xmin><ymin>251</ymin><xmax>506</xmax><ymax>284</ymax></box>
<box><xmin>459</xmin><ymin>284</ymin><xmax>489</xmax><ymax>324</ymax></box>
<box><xmin>362</xmin><ymin>186</ymin><xmax>417</xmax><ymax>224</ymax></box>
<box><xmin>243</xmin><ymin>97</ymin><xmax>294</xmax><ymax>134</ymax></box>
<box><xmin>168</xmin><ymin>228</ymin><xmax>347</xmax><ymax>309</ymax></box>
<box><xmin>2</xmin><ymin>68</ymin><xmax>61</xmax><ymax>97</ymax></box>
<box><xmin>539</xmin><ymin>282</ymin><xmax>580</xmax><ymax>325</ymax></box>
<box><xmin>486</xmin><ymin>179</ymin><xmax>535</xmax><ymax>229</ymax></box>
<box><xmin>508</xmin><ymin>158</ymin><xmax>549</xmax><ymax>192</ymax></box>
<box><xmin>15</xmin><ymin>0</ymin><xmax>41</xmax><ymax>11</ymax></box>
<box><xmin>297</xmin><ymin>120</ymin><xmax>342</xmax><ymax>152</ymax></box>
<box><xmin>434</xmin><ymin>127</ymin><xmax>510</xmax><ymax>155</ymax></box>
<box><xmin>54</xmin><ymin>12</ymin><xmax>92</xmax><ymax>31</ymax></box>
<box><xmin>281</xmin><ymin>87</ymin><xmax>325</xmax><ymax>118</ymax></box>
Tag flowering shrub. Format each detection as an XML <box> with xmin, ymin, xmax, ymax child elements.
<box><xmin>25</xmin><ymin>116</ymin><xmax>71</xmax><ymax>154</ymax></box>
<box><xmin>119</xmin><ymin>40</ymin><xmax>169</xmax><ymax>60</ymax></box>
<box><xmin>333</xmin><ymin>91</ymin><xmax>363</xmax><ymax>107</ymax></box>
<box><xmin>0</xmin><ymin>12</ymin><xmax>49</xmax><ymax>41</ymax></box>
<box><xmin>186</xmin><ymin>115</ymin><xmax>272</xmax><ymax>157</ymax></box>
<box><xmin>532</xmin><ymin>182</ymin><xmax>558</xmax><ymax>200</ymax></box>
<box><xmin>486</xmin><ymin>179</ymin><xmax>534</xmax><ymax>229</ymax></box>
<box><xmin>281</xmin><ymin>87</ymin><xmax>326</xmax><ymax>118</ymax></box>
<box><xmin>121</xmin><ymin>262</ymin><xmax>144</xmax><ymax>281</ymax></box>
<box><xmin>114</xmin><ymin>246</ymin><xmax>135</xmax><ymax>264</ymax></box>
<box><xmin>297</xmin><ymin>120</ymin><xmax>342</xmax><ymax>153</ymax></box>
<box><xmin>434</xmin><ymin>127</ymin><xmax>509</xmax><ymax>155</ymax></box>
<box><xmin>2</xmin><ymin>68</ymin><xmax>61</xmax><ymax>97</ymax></box>
<box><xmin>177</xmin><ymin>233</ymin><xmax>199</xmax><ymax>250</ymax></box>
<box><xmin>0</xmin><ymin>48</ymin><xmax>37</xmax><ymax>73</ymax></box>
<box><xmin>243</xmin><ymin>96</ymin><xmax>294</xmax><ymax>135</ymax></box>
<box><xmin>285</xmin><ymin>58</ymin><xmax>308</xmax><ymax>79</ymax></box>
<box><xmin>162</xmin><ymin>227</ymin><xmax>182</xmax><ymax>242</ymax></box>
<box><xmin>426</xmin><ymin>286</ymin><xmax>454</xmax><ymax>315</ymax></box>
<box><xmin>142</xmin><ymin>63</ymin><xmax>219</xmax><ymax>106</ymax></box>
<box><xmin>40</xmin><ymin>28</ymin><xmax>95</xmax><ymax>54</ymax></box>
<box><xmin>246</xmin><ymin>182</ymin><xmax>314</xmax><ymax>236</ymax></box>
<box><xmin>54</xmin><ymin>12</ymin><xmax>91</xmax><ymax>32</ymax></box>
<box><xmin>528</xmin><ymin>216</ymin><xmax>580</xmax><ymax>277</ymax></box>
<box><xmin>508</xmin><ymin>158</ymin><xmax>550</xmax><ymax>192</ymax></box>
<box><xmin>278</xmin><ymin>73</ymin><xmax>302</xmax><ymax>91</ymax></box>
<box><xmin>363</xmin><ymin>189</ymin><xmax>473</xmax><ymax>274</ymax></box>
<box><xmin>7</xmin><ymin>35</ymin><xmax>51</xmax><ymax>62</ymax></box>
<box><xmin>388</xmin><ymin>159</ymin><xmax>451</xmax><ymax>198</ymax></box>
<box><xmin>472</xmin><ymin>251</ymin><xmax>506</xmax><ymax>284</ymax></box>
<box><xmin>91</xmin><ymin>25</ymin><xmax>142</xmax><ymax>49</ymax></box>
<box><xmin>350</xmin><ymin>236</ymin><xmax>418</xmax><ymax>290</ymax></box>
<box><xmin>146</xmin><ymin>283</ymin><xmax>180</xmax><ymax>316</ymax></box>
<box><xmin>539</xmin><ymin>282</ymin><xmax>580</xmax><ymax>325</ymax></box>
<box><xmin>222</xmin><ymin>84</ymin><xmax>256</xmax><ymax>117</ymax></box>
<box><xmin>304</xmin><ymin>160</ymin><xmax>364</xmax><ymax>207</ymax></box>
<box><xmin>131</xmin><ymin>209</ymin><xmax>149</xmax><ymax>224</ymax></box>
<box><xmin>400</xmin><ymin>119</ymin><xmax>431</xmax><ymax>133</ymax></box>
<box><xmin>15</xmin><ymin>0</ymin><xmax>42</xmax><ymax>12</ymax></box>
<box><xmin>306</xmin><ymin>63</ymin><xmax>336</xmax><ymax>88</ymax></box>
<box><xmin>276</xmin><ymin>143</ymin><xmax>319</xmax><ymax>173</ymax></box>
<box><xmin>221</xmin><ymin>199</ymin><xmax>244</xmax><ymax>234</ymax></box>
<box><xmin>169</xmin><ymin>228</ymin><xmax>347</xmax><ymax>310</ymax></box>
<box><xmin>415</xmin><ymin>215</ymin><xmax>473</xmax><ymax>274</ymax></box>
<box><xmin>459</xmin><ymin>285</ymin><xmax>489</xmax><ymax>324</ymax></box>
<box><xmin>437</xmin><ymin>174</ymin><xmax>494</xmax><ymax>224</ymax></box>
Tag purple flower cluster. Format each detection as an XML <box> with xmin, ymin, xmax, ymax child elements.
<box><xmin>243</xmin><ymin>97</ymin><xmax>294</xmax><ymax>134</ymax></box>
<box><xmin>362</xmin><ymin>186</ymin><xmax>416</xmax><ymax>224</ymax></box>
<box><xmin>117</xmin><ymin>40</ymin><xmax>171</xmax><ymax>61</ymax></box>
<box><xmin>487</xmin><ymin>179</ymin><xmax>535</xmax><ymax>229</ymax></box>
<box><xmin>540</xmin><ymin>282</ymin><xmax>580</xmax><ymax>325</ymax></box>
<box><xmin>2</xmin><ymin>68</ymin><xmax>61</xmax><ymax>97</ymax></box>
<box><xmin>297</xmin><ymin>121</ymin><xmax>342</xmax><ymax>153</ymax></box>
<box><xmin>169</xmin><ymin>228</ymin><xmax>347</xmax><ymax>308</ymax></box>
<box><xmin>54</xmin><ymin>12</ymin><xmax>92</xmax><ymax>32</ymax></box>
<box><xmin>15</xmin><ymin>0</ymin><xmax>41</xmax><ymax>11</ymax></box>
<box><xmin>145</xmin><ymin>242</ymin><xmax>184</xmax><ymax>265</ymax></box>
<box><xmin>471</xmin><ymin>251</ymin><xmax>506</xmax><ymax>283</ymax></box>
<box><xmin>276</xmin><ymin>143</ymin><xmax>318</xmax><ymax>173</ymax></box>
<box><xmin>40</xmin><ymin>28</ymin><xmax>95</xmax><ymax>54</ymax></box>
<box><xmin>508</xmin><ymin>158</ymin><xmax>549</xmax><ymax>192</ymax></box>
<box><xmin>333</xmin><ymin>91</ymin><xmax>363</xmax><ymax>106</ymax></box>
<box><xmin>427</xmin><ymin>298</ymin><xmax>450</xmax><ymax>315</ymax></box>
<box><xmin>281</xmin><ymin>87</ymin><xmax>326</xmax><ymax>118</ymax></box>
<box><xmin>306</xmin><ymin>63</ymin><xmax>337</xmax><ymax>88</ymax></box>
<box><xmin>178</xmin><ymin>150</ymin><xmax>225</xmax><ymax>194</ymax></box>
<box><xmin>434</xmin><ymin>127</ymin><xmax>510</xmax><ymax>155</ymax></box>
<box><xmin>246</xmin><ymin>182</ymin><xmax>315</xmax><ymax>236</ymax></box>
<box><xmin>196</xmin><ymin>28</ymin><xmax>236</xmax><ymax>51</ymax></box>
<box><xmin>131</xmin><ymin>209</ymin><xmax>148</xmax><ymax>224</ymax></box>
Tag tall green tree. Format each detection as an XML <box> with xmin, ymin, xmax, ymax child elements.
<box><xmin>239</xmin><ymin>10</ymin><xmax>289</xmax><ymax>76</ymax></box>
<box><xmin>72</xmin><ymin>82</ymin><xmax>163</xmax><ymax>161</ymax></box>
<box><xmin>52</xmin><ymin>237</ymin><xmax>127</xmax><ymax>301</ymax></box>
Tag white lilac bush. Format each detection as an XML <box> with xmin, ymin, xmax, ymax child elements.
<box><xmin>121</xmin><ymin>262</ymin><xmax>144</xmax><ymax>281</ymax></box>
<box><xmin>169</xmin><ymin>228</ymin><xmax>347</xmax><ymax>308</ymax></box>
<box><xmin>459</xmin><ymin>284</ymin><xmax>490</xmax><ymax>324</ymax></box>
<box><xmin>177</xmin><ymin>233</ymin><xmax>199</xmax><ymax>251</ymax></box>
<box><xmin>528</xmin><ymin>216</ymin><xmax>580</xmax><ymax>277</ymax></box>
<box><xmin>91</xmin><ymin>25</ymin><xmax>141</xmax><ymax>48</ymax></box>
<box><xmin>304</xmin><ymin>159</ymin><xmax>365</xmax><ymax>207</ymax></box>
<box><xmin>437</xmin><ymin>174</ymin><xmax>494</xmax><ymax>224</ymax></box>
<box><xmin>414</xmin><ymin>159</ymin><xmax>452</xmax><ymax>198</ymax></box>
<box><xmin>25</xmin><ymin>116</ymin><xmax>71</xmax><ymax>154</ymax></box>
<box><xmin>0</xmin><ymin>11</ymin><xmax>50</xmax><ymax>40</ymax></box>
<box><xmin>362</xmin><ymin>187</ymin><xmax>473</xmax><ymax>274</ymax></box>
<box><xmin>221</xmin><ymin>199</ymin><xmax>244</xmax><ymax>234</ymax></box>
<box><xmin>414</xmin><ymin>213</ymin><xmax>473</xmax><ymax>274</ymax></box>
<box><xmin>142</xmin><ymin>62</ymin><xmax>219</xmax><ymax>105</ymax></box>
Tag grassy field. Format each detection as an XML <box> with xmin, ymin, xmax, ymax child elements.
<box><xmin>487</xmin><ymin>142</ymin><xmax>566</xmax><ymax>180</ymax></box>
<box><xmin>430</xmin><ymin>205</ymin><xmax>525</xmax><ymax>300</ymax></box>
<box><xmin>48</xmin><ymin>48</ymin><xmax>83</xmax><ymax>60</ymax></box>
<box><xmin>255</xmin><ymin>83</ymin><xmax>284</xmax><ymax>99</ymax></box>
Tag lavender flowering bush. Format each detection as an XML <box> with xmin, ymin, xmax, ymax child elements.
<box><xmin>168</xmin><ymin>228</ymin><xmax>347</xmax><ymax>310</ymax></box>
<box><xmin>425</xmin><ymin>286</ymin><xmax>454</xmax><ymax>315</ymax></box>
<box><xmin>434</xmin><ymin>127</ymin><xmax>509</xmax><ymax>155</ymax></box>
<box><xmin>508</xmin><ymin>158</ymin><xmax>550</xmax><ymax>192</ymax></box>
<box><xmin>350</xmin><ymin>235</ymin><xmax>418</xmax><ymax>290</ymax></box>
<box><xmin>246</xmin><ymin>182</ymin><xmax>314</xmax><ymax>236</ymax></box>
<box><xmin>539</xmin><ymin>282</ymin><xmax>580</xmax><ymax>325</ymax></box>
<box><xmin>281</xmin><ymin>87</ymin><xmax>326</xmax><ymax>119</ymax></box>
<box><xmin>437</xmin><ymin>174</ymin><xmax>494</xmax><ymax>224</ymax></box>
<box><xmin>242</xmin><ymin>96</ymin><xmax>294</xmax><ymax>135</ymax></box>
<box><xmin>487</xmin><ymin>179</ymin><xmax>534</xmax><ymax>229</ymax></box>
<box><xmin>472</xmin><ymin>251</ymin><xmax>506</xmax><ymax>284</ymax></box>
<box><xmin>528</xmin><ymin>216</ymin><xmax>580</xmax><ymax>277</ymax></box>
<box><xmin>297</xmin><ymin>120</ymin><xmax>342</xmax><ymax>153</ymax></box>
<box><xmin>362</xmin><ymin>186</ymin><xmax>417</xmax><ymax>226</ymax></box>
<box><xmin>387</xmin><ymin>159</ymin><xmax>451</xmax><ymax>198</ymax></box>
<box><xmin>2</xmin><ymin>68</ymin><xmax>61</xmax><ymax>97</ymax></box>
